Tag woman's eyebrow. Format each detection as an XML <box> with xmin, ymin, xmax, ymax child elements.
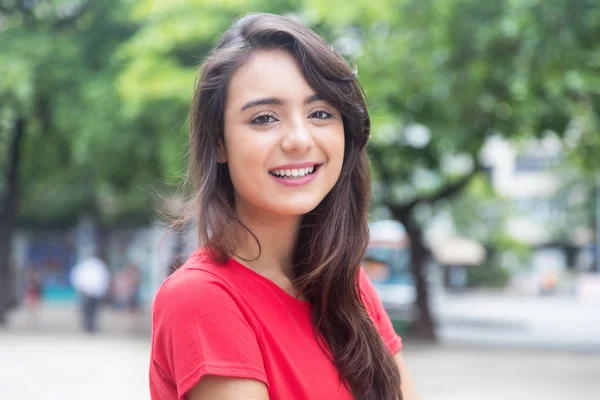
<box><xmin>240</xmin><ymin>94</ymin><xmax>324</xmax><ymax>112</ymax></box>
<box><xmin>240</xmin><ymin>97</ymin><xmax>284</xmax><ymax>111</ymax></box>
<box><xmin>304</xmin><ymin>94</ymin><xmax>323</xmax><ymax>105</ymax></box>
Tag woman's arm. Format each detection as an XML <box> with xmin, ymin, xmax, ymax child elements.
<box><xmin>187</xmin><ymin>356</ymin><xmax>417</xmax><ymax>400</ymax></box>
<box><xmin>394</xmin><ymin>351</ymin><xmax>422</xmax><ymax>400</ymax></box>
<box><xmin>187</xmin><ymin>376</ymin><xmax>269</xmax><ymax>400</ymax></box>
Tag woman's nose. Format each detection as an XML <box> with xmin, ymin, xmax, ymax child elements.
<box><xmin>281</xmin><ymin>119</ymin><xmax>314</xmax><ymax>152</ymax></box>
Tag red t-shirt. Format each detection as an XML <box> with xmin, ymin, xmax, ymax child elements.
<box><xmin>149</xmin><ymin>249</ymin><xmax>402</xmax><ymax>400</ymax></box>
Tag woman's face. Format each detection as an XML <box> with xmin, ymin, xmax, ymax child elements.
<box><xmin>221</xmin><ymin>49</ymin><xmax>345</xmax><ymax>218</ymax></box>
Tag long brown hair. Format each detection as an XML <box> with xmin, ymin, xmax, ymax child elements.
<box><xmin>179</xmin><ymin>13</ymin><xmax>401</xmax><ymax>400</ymax></box>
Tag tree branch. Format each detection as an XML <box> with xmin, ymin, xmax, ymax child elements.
<box><xmin>384</xmin><ymin>161</ymin><xmax>482</xmax><ymax>221</ymax></box>
<box><xmin>370</xmin><ymin>140</ymin><xmax>482</xmax><ymax>217</ymax></box>
<box><xmin>0</xmin><ymin>118</ymin><xmax>25</xmax><ymax>221</ymax></box>
<box><xmin>0</xmin><ymin>4</ymin><xmax>13</xmax><ymax>14</ymax></box>
<box><xmin>52</xmin><ymin>2</ymin><xmax>91</xmax><ymax>31</ymax></box>
<box><xmin>403</xmin><ymin>160</ymin><xmax>482</xmax><ymax>212</ymax></box>
<box><xmin>0</xmin><ymin>1</ymin><xmax>33</xmax><ymax>17</ymax></box>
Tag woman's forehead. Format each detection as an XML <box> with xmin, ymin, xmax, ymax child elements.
<box><xmin>226</xmin><ymin>50</ymin><xmax>318</xmax><ymax>109</ymax></box>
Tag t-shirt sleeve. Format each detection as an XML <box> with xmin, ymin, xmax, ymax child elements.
<box><xmin>149</xmin><ymin>270</ymin><xmax>267</xmax><ymax>400</ymax></box>
<box><xmin>359</xmin><ymin>267</ymin><xmax>403</xmax><ymax>355</ymax></box>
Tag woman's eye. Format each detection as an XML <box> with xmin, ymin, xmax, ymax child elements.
<box><xmin>310</xmin><ymin>110</ymin><xmax>333</xmax><ymax>120</ymax></box>
<box><xmin>251</xmin><ymin>114</ymin><xmax>277</xmax><ymax>125</ymax></box>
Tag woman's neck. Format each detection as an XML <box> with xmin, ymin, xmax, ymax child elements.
<box><xmin>232</xmin><ymin>202</ymin><xmax>302</xmax><ymax>282</ymax></box>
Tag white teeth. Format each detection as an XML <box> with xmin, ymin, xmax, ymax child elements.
<box><xmin>270</xmin><ymin>165</ymin><xmax>319</xmax><ymax>178</ymax></box>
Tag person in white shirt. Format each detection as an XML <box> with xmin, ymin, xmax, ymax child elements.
<box><xmin>69</xmin><ymin>256</ymin><xmax>110</xmax><ymax>333</ymax></box>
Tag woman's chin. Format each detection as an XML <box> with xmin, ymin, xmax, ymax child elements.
<box><xmin>268</xmin><ymin>200</ymin><xmax>323</xmax><ymax>217</ymax></box>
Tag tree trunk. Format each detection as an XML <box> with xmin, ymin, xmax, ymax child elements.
<box><xmin>0</xmin><ymin>118</ymin><xmax>26</xmax><ymax>326</ymax></box>
<box><xmin>0</xmin><ymin>222</ymin><xmax>13</xmax><ymax>326</ymax></box>
<box><xmin>401</xmin><ymin>214</ymin><xmax>437</xmax><ymax>340</ymax></box>
<box><xmin>388</xmin><ymin>206</ymin><xmax>437</xmax><ymax>340</ymax></box>
<box><xmin>401</xmin><ymin>214</ymin><xmax>436</xmax><ymax>340</ymax></box>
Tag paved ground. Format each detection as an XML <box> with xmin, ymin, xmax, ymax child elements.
<box><xmin>1</xmin><ymin>331</ymin><xmax>599</xmax><ymax>400</ymax></box>
<box><xmin>405</xmin><ymin>344</ymin><xmax>600</xmax><ymax>400</ymax></box>
<box><xmin>435</xmin><ymin>292</ymin><xmax>600</xmax><ymax>351</ymax></box>
<box><xmin>0</xmin><ymin>332</ymin><xmax>150</xmax><ymax>400</ymax></box>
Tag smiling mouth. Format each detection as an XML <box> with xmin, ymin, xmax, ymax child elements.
<box><xmin>268</xmin><ymin>164</ymin><xmax>322</xmax><ymax>179</ymax></box>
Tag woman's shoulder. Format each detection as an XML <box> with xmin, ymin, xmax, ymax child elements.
<box><xmin>357</xmin><ymin>265</ymin><xmax>372</xmax><ymax>294</ymax></box>
<box><xmin>356</xmin><ymin>266</ymin><xmax>381</xmax><ymax>315</ymax></box>
<box><xmin>152</xmin><ymin>249</ymin><xmax>240</xmax><ymax>315</ymax></box>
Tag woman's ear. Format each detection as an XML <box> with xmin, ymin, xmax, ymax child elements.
<box><xmin>216</xmin><ymin>139</ymin><xmax>227</xmax><ymax>163</ymax></box>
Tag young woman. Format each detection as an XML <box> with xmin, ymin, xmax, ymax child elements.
<box><xmin>149</xmin><ymin>13</ymin><xmax>421</xmax><ymax>400</ymax></box>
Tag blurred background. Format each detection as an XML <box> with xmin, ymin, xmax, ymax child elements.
<box><xmin>1</xmin><ymin>0</ymin><xmax>599</xmax><ymax>399</ymax></box>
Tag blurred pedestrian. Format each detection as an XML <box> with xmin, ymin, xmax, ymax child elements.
<box><xmin>112</xmin><ymin>264</ymin><xmax>139</xmax><ymax>310</ymax></box>
<box><xmin>125</xmin><ymin>263</ymin><xmax>142</xmax><ymax>311</ymax></box>
<box><xmin>111</xmin><ymin>263</ymin><xmax>143</xmax><ymax>333</ymax></box>
<box><xmin>24</xmin><ymin>269</ymin><xmax>43</xmax><ymax>328</ymax></box>
<box><xmin>69</xmin><ymin>256</ymin><xmax>110</xmax><ymax>333</ymax></box>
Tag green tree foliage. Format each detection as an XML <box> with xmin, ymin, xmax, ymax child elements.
<box><xmin>0</xmin><ymin>0</ymin><xmax>152</xmax><ymax>226</ymax></box>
